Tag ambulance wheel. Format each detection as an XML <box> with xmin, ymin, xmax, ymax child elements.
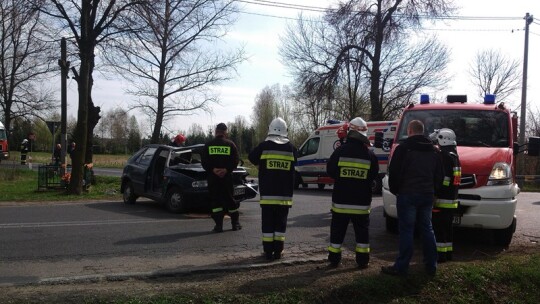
<box><xmin>371</xmin><ymin>177</ymin><xmax>382</xmax><ymax>194</ymax></box>
<box><xmin>317</xmin><ymin>184</ymin><xmax>325</xmax><ymax>190</ymax></box>
<box><xmin>493</xmin><ymin>217</ymin><xmax>516</xmax><ymax>247</ymax></box>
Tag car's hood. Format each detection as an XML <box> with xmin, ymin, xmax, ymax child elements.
<box><xmin>457</xmin><ymin>146</ymin><xmax>513</xmax><ymax>176</ymax></box>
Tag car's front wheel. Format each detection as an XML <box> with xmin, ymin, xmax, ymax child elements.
<box><xmin>166</xmin><ymin>187</ymin><xmax>185</xmax><ymax>213</ymax></box>
<box><xmin>123</xmin><ymin>181</ymin><xmax>137</xmax><ymax>204</ymax></box>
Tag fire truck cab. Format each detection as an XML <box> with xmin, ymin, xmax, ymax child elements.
<box><xmin>0</xmin><ymin>121</ymin><xmax>9</xmax><ymax>162</ymax></box>
<box><xmin>296</xmin><ymin>120</ymin><xmax>397</xmax><ymax>193</ymax></box>
<box><xmin>379</xmin><ymin>94</ymin><xmax>533</xmax><ymax>246</ymax></box>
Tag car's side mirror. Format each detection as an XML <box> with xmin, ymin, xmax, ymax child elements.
<box><xmin>527</xmin><ymin>137</ymin><xmax>540</xmax><ymax>156</ymax></box>
<box><xmin>374</xmin><ymin>132</ymin><xmax>384</xmax><ymax>148</ymax></box>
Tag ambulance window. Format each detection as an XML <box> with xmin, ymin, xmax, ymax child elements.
<box><xmin>299</xmin><ymin>137</ymin><xmax>320</xmax><ymax>156</ymax></box>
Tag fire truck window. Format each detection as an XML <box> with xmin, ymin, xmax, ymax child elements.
<box><xmin>299</xmin><ymin>137</ymin><xmax>320</xmax><ymax>157</ymax></box>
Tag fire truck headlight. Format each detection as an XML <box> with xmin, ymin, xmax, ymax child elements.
<box><xmin>487</xmin><ymin>162</ymin><xmax>512</xmax><ymax>186</ymax></box>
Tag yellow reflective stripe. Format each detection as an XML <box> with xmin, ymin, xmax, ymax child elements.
<box><xmin>328</xmin><ymin>246</ymin><xmax>342</xmax><ymax>253</ymax></box>
<box><xmin>337</xmin><ymin>161</ymin><xmax>370</xmax><ymax>169</ymax></box>
<box><xmin>434</xmin><ymin>199</ymin><xmax>458</xmax><ymax>208</ymax></box>
<box><xmin>208</xmin><ymin>146</ymin><xmax>230</xmax><ymax>155</ymax></box>
<box><xmin>332</xmin><ymin>206</ymin><xmax>370</xmax><ymax>214</ymax></box>
<box><xmin>261</xmin><ymin>152</ymin><xmax>294</xmax><ymax>161</ymax></box>
<box><xmin>229</xmin><ymin>208</ymin><xmax>238</xmax><ymax>213</ymax></box>
<box><xmin>260</xmin><ymin>200</ymin><xmax>293</xmax><ymax>206</ymax></box>
<box><xmin>274</xmin><ymin>236</ymin><xmax>285</xmax><ymax>241</ymax></box>
<box><xmin>262</xmin><ymin>237</ymin><xmax>274</xmax><ymax>242</ymax></box>
<box><xmin>212</xmin><ymin>207</ymin><xmax>223</xmax><ymax>213</ymax></box>
<box><xmin>355</xmin><ymin>243</ymin><xmax>370</xmax><ymax>253</ymax></box>
<box><xmin>442</xmin><ymin>176</ymin><xmax>451</xmax><ymax>186</ymax></box>
<box><xmin>436</xmin><ymin>243</ymin><xmax>453</xmax><ymax>252</ymax></box>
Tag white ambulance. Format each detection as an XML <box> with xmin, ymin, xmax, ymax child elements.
<box><xmin>295</xmin><ymin>120</ymin><xmax>397</xmax><ymax>193</ymax></box>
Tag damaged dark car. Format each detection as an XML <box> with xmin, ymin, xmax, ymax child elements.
<box><xmin>120</xmin><ymin>144</ymin><xmax>258</xmax><ymax>213</ymax></box>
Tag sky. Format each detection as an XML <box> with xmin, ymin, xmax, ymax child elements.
<box><xmin>64</xmin><ymin>0</ymin><xmax>540</xmax><ymax>138</ymax></box>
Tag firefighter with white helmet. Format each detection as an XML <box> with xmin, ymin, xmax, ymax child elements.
<box><xmin>326</xmin><ymin>116</ymin><xmax>379</xmax><ymax>268</ymax></box>
<box><xmin>430</xmin><ymin>128</ymin><xmax>461</xmax><ymax>262</ymax></box>
<box><xmin>249</xmin><ymin>117</ymin><xmax>297</xmax><ymax>260</ymax></box>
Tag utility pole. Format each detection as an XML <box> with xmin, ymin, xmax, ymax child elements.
<box><xmin>58</xmin><ymin>38</ymin><xmax>70</xmax><ymax>176</ymax></box>
<box><xmin>519</xmin><ymin>13</ymin><xmax>533</xmax><ymax>145</ymax></box>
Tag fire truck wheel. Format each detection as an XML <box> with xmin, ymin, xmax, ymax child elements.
<box><xmin>493</xmin><ymin>217</ymin><xmax>516</xmax><ymax>247</ymax></box>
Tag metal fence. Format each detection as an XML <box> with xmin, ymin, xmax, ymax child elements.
<box><xmin>37</xmin><ymin>165</ymin><xmax>67</xmax><ymax>190</ymax></box>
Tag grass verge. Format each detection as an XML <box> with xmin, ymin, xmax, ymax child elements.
<box><xmin>23</xmin><ymin>252</ymin><xmax>538</xmax><ymax>304</ymax></box>
<box><xmin>0</xmin><ymin>166</ymin><xmax>122</xmax><ymax>202</ymax></box>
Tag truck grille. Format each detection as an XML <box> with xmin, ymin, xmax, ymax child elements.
<box><xmin>459</xmin><ymin>174</ymin><xmax>476</xmax><ymax>188</ymax></box>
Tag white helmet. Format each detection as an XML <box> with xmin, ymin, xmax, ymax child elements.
<box><xmin>348</xmin><ymin>117</ymin><xmax>368</xmax><ymax>136</ymax></box>
<box><xmin>22</xmin><ymin>139</ymin><xmax>28</xmax><ymax>144</ymax></box>
<box><xmin>268</xmin><ymin>117</ymin><xmax>288</xmax><ymax>137</ymax></box>
<box><xmin>434</xmin><ymin>128</ymin><xmax>456</xmax><ymax>146</ymax></box>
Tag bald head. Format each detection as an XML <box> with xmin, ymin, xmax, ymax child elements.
<box><xmin>408</xmin><ymin>120</ymin><xmax>424</xmax><ymax>136</ymax></box>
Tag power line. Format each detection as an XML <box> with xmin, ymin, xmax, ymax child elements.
<box><xmin>236</xmin><ymin>0</ymin><xmax>525</xmax><ymax>21</ymax></box>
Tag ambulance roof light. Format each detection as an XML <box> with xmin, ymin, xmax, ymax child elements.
<box><xmin>420</xmin><ymin>94</ymin><xmax>430</xmax><ymax>104</ymax></box>
<box><xmin>484</xmin><ymin>94</ymin><xmax>496</xmax><ymax>104</ymax></box>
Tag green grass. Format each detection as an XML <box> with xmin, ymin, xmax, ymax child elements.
<box><xmin>80</xmin><ymin>253</ymin><xmax>540</xmax><ymax>303</ymax></box>
<box><xmin>0</xmin><ymin>166</ymin><xmax>122</xmax><ymax>202</ymax></box>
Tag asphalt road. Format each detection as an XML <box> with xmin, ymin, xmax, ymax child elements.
<box><xmin>0</xmin><ymin>188</ymin><xmax>539</xmax><ymax>286</ymax></box>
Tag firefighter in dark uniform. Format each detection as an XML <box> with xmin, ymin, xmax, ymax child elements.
<box><xmin>430</xmin><ymin>128</ymin><xmax>461</xmax><ymax>262</ymax></box>
<box><xmin>20</xmin><ymin>139</ymin><xmax>29</xmax><ymax>165</ymax></box>
<box><xmin>248</xmin><ymin>118</ymin><xmax>297</xmax><ymax>261</ymax></box>
<box><xmin>201</xmin><ymin>123</ymin><xmax>241</xmax><ymax>233</ymax></box>
<box><xmin>326</xmin><ymin>117</ymin><xmax>379</xmax><ymax>268</ymax></box>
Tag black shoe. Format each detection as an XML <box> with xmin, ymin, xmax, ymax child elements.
<box><xmin>212</xmin><ymin>225</ymin><xmax>223</xmax><ymax>233</ymax></box>
<box><xmin>438</xmin><ymin>255</ymin><xmax>447</xmax><ymax>264</ymax></box>
<box><xmin>273</xmin><ymin>251</ymin><xmax>282</xmax><ymax>260</ymax></box>
<box><xmin>446</xmin><ymin>252</ymin><xmax>453</xmax><ymax>261</ymax></box>
<box><xmin>265</xmin><ymin>252</ymin><xmax>274</xmax><ymax>261</ymax></box>
<box><xmin>381</xmin><ymin>266</ymin><xmax>406</xmax><ymax>276</ymax></box>
<box><xmin>425</xmin><ymin>266</ymin><xmax>437</xmax><ymax>277</ymax></box>
<box><xmin>232</xmin><ymin>223</ymin><xmax>242</xmax><ymax>231</ymax></box>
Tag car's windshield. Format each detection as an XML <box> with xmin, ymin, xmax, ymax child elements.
<box><xmin>0</xmin><ymin>129</ymin><xmax>6</xmax><ymax>140</ymax></box>
<box><xmin>170</xmin><ymin>149</ymin><xmax>202</xmax><ymax>165</ymax></box>
<box><xmin>397</xmin><ymin>109</ymin><xmax>510</xmax><ymax>147</ymax></box>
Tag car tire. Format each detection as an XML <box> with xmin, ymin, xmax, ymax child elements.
<box><xmin>371</xmin><ymin>176</ymin><xmax>383</xmax><ymax>194</ymax></box>
<box><xmin>317</xmin><ymin>184</ymin><xmax>325</xmax><ymax>190</ymax></box>
<box><xmin>123</xmin><ymin>181</ymin><xmax>137</xmax><ymax>204</ymax></box>
<box><xmin>166</xmin><ymin>187</ymin><xmax>185</xmax><ymax>213</ymax></box>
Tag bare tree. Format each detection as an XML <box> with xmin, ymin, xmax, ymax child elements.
<box><xmin>251</xmin><ymin>85</ymin><xmax>280</xmax><ymax>143</ymax></box>
<box><xmin>0</xmin><ymin>0</ymin><xmax>56</xmax><ymax>143</ymax></box>
<box><xmin>281</xmin><ymin>0</ymin><xmax>455</xmax><ymax>121</ymax></box>
<box><xmin>104</xmin><ymin>0</ymin><xmax>246</xmax><ymax>144</ymax></box>
<box><xmin>469</xmin><ymin>49</ymin><xmax>521</xmax><ymax>103</ymax></box>
<box><xmin>35</xmin><ymin>0</ymin><xmax>144</xmax><ymax>194</ymax></box>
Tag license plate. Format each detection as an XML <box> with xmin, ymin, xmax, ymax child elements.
<box><xmin>452</xmin><ymin>216</ymin><xmax>461</xmax><ymax>225</ymax></box>
<box><xmin>234</xmin><ymin>187</ymin><xmax>245</xmax><ymax>196</ymax></box>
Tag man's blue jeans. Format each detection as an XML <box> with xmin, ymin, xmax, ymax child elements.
<box><xmin>393</xmin><ymin>193</ymin><xmax>437</xmax><ymax>274</ymax></box>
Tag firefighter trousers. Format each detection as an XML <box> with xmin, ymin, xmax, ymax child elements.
<box><xmin>328</xmin><ymin>211</ymin><xmax>370</xmax><ymax>266</ymax></box>
<box><xmin>208</xmin><ymin>175</ymin><xmax>240</xmax><ymax>230</ymax></box>
<box><xmin>432</xmin><ymin>208</ymin><xmax>455</xmax><ymax>261</ymax></box>
<box><xmin>261</xmin><ymin>205</ymin><xmax>290</xmax><ymax>255</ymax></box>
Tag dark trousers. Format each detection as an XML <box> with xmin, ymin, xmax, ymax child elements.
<box><xmin>208</xmin><ymin>175</ymin><xmax>239</xmax><ymax>228</ymax></box>
<box><xmin>20</xmin><ymin>152</ymin><xmax>27</xmax><ymax>165</ymax></box>
<box><xmin>328</xmin><ymin>211</ymin><xmax>370</xmax><ymax>266</ymax></box>
<box><xmin>432</xmin><ymin>208</ymin><xmax>455</xmax><ymax>260</ymax></box>
<box><xmin>261</xmin><ymin>205</ymin><xmax>290</xmax><ymax>254</ymax></box>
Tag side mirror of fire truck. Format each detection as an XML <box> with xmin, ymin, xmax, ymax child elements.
<box><xmin>374</xmin><ymin>132</ymin><xmax>384</xmax><ymax>148</ymax></box>
<box><xmin>527</xmin><ymin>137</ymin><xmax>540</xmax><ymax>157</ymax></box>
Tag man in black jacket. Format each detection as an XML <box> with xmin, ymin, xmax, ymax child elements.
<box><xmin>201</xmin><ymin>123</ymin><xmax>240</xmax><ymax>233</ymax></box>
<box><xmin>382</xmin><ymin>120</ymin><xmax>443</xmax><ymax>276</ymax></box>
<box><xmin>249</xmin><ymin>118</ymin><xmax>297</xmax><ymax>260</ymax></box>
<box><xmin>326</xmin><ymin>117</ymin><xmax>379</xmax><ymax>268</ymax></box>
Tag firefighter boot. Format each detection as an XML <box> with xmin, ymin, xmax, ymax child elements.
<box><xmin>211</xmin><ymin>212</ymin><xmax>224</xmax><ymax>233</ymax></box>
<box><xmin>328</xmin><ymin>251</ymin><xmax>341</xmax><ymax>267</ymax></box>
<box><xmin>356</xmin><ymin>252</ymin><xmax>369</xmax><ymax>269</ymax></box>
<box><xmin>230</xmin><ymin>211</ymin><xmax>242</xmax><ymax>231</ymax></box>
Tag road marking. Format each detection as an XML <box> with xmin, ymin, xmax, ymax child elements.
<box><xmin>0</xmin><ymin>218</ymin><xmax>183</xmax><ymax>229</ymax></box>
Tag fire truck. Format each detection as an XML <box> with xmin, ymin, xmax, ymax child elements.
<box><xmin>377</xmin><ymin>94</ymin><xmax>539</xmax><ymax>246</ymax></box>
<box><xmin>0</xmin><ymin>121</ymin><xmax>9</xmax><ymax>162</ymax></box>
<box><xmin>296</xmin><ymin>119</ymin><xmax>397</xmax><ymax>193</ymax></box>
